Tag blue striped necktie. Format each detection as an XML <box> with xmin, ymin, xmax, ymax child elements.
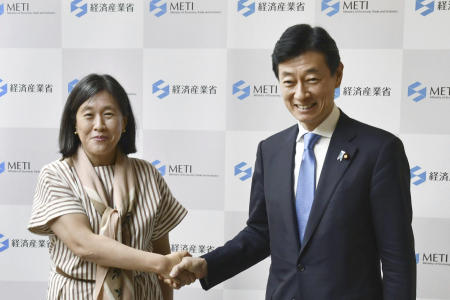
<box><xmin>295</xmin><ymin>132</ymin><xmax>321</xmax><ymax>244</ymax></box>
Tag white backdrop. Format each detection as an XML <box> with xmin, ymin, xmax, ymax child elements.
<box><xmin>0</xmin><ymin>0</ymin><xmax>449</xmax><ymax>299</ymax></box>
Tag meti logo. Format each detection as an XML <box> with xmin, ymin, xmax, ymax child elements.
<box><xmin>71</xmin><ymin>0</ymin><xmax>88</xmax><ymax>17</ymax></box>
<box><xmin>150</xmin><ymin>0</ymin><xmax>167</xmax><ymax>17</ymax></box>
<box><xmin>408</xmin><ymin>81</ymin><xmax>427</xmax><ymax>102</ymax></box>
<box><xmin>334</xmin><ymin>87</ymin><xmax>340</xmax><ymax>99</ymax></box>
<box><xmin>232</xmin><ymin>80</ymin><xmax>250</xmax><ymax>100</ymax></box>
<box><xmin>0</xmin><ymin>161</ymin><xmax>33</xmax><ymax>174</ymax></box>
<box><xmin>322</xmin><ymin>0</ymin><xmax>340</xmax><ymax>16</ymax></box>
<box><xmin>151</xmin><ymin>160</ymin><xmax>167</xmax><ymax>176</ymax></box>
<box><xmin>416</xmin><ymin>252</ymin><xmax>450</xmax><ymax>266</ymax></box>
<box><xmin>415</xmin><ymin>0</ymin><xmax>434</xmax><ymax>16</ymax></box>
<box><xmin>410</xmin><ymin>165</ymin><xmax>426</xmax><ymax>186</ymax></box>
<box><xmin>0</xmin><ymin>78</ymin><xmax>7</xmax><ymax>97</ymax></box>
<box><xmin>0</xmin><ymin>2</ymin><xmax>54</xmax><ymax>15</ymax></box>
<box><xmin>237</xmin><ymin>0</ymin><xmax>255</xmax><ymax>17</ymax></box>
<box><xmin>152</xmin><ymin>80</ymin><xmax>170</xmax><ymax>99</ymax></box>
<box><xmin>68</xmin><ymin>79</ymin><xmax>79</xmax><ymax>93</ymax></box>
<box><xmin>0</xmin><ymin>233</ymin><xmax>9</xmax><ymax>252</ymax></box>
<box><xmin>234</xmin><ymin>162</ymin><xmax>252</xmax><ymax>181</ymax></box>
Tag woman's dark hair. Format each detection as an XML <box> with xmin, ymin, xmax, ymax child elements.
<box><xmin>59</xmin><ymin>73</ymin><xmax>137</xmax><ymax>158</ymax></box>
<box><xmin>272</xmin><ymin>24</ymin><xmax>341</xmax><ymax>79</ymax></box>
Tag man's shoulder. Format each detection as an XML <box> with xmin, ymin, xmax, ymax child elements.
<box><xmin>338</xmin><ymin>114</ymin><xmax>407</xmax><ymax>161</ymax></box>
<box><xmin>263</xmin><ymin>124</ymin><xmax>298</xmax><ymax>145</ymax></box>
<box><xmin>342</xmin><ymin>113</ymin><xmax>399</xmax><ymax>145</ymax></box>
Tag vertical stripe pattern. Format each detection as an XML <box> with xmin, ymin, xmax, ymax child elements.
<box><xmin>28</xmin><ymin>158</ymin><xmax>187</xmax><ymax>300</ymax></box>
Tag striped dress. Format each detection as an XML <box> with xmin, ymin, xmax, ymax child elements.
<box><xmin>28</xmin><ymin>158</ymin><xmax>187</xmax><ymax>300</ymax></box>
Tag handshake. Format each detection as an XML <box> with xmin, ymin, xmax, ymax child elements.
<box><xmin>160</xmin><ymin>252</ymin><xmax>208</xmax><ymax>289</ymax></box>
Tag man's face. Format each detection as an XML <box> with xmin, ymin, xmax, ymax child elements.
<box><xmin>278</xmin><ymin>51</ymin><xmax>343</xmax><ymax>131</ymax></box>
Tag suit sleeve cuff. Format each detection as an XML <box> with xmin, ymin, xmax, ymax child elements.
<box><xmin>199</xmin><ymin>254</ymin><xmax>214</xmax><ymax>290</ymax></box>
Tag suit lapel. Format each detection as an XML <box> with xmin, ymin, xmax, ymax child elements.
<box><xmin>272</xmin><ymin>125</ymin><xmax>301</xmax><ymax>251</ymax></box>
<box><xmin>299</xmin><ymin>113</ymin><xmax>358</xmax><ymax>256</ymax></box>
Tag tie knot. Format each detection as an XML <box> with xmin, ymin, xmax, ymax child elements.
<box><xmin>303</xmin><ymin>133</ymin><xmax>320</xmax><ymax>150</ymax></box>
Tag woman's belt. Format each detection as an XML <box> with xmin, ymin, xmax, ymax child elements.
<box><xmin>55</xmin><ymin>267</ymin><xmax>95</xmax><ymax>283</ymax></box>
<box><xmin>55</xmin><ymin>267</ymin><xmax>145</xmax><ymax>283</ymax></box>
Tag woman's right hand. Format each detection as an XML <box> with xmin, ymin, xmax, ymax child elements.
<box><xmin>158</xmin><ymin>251</ymin><xmax>196</xmax><ymax>289</ymax></box>
<box><xmin>158</xmin><ymin>251</ymin><xmax>191</xmax><ymax>278</ymax></box>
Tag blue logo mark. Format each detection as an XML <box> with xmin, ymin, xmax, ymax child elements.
<box><xmin>0</xmin><ymin>4</ymin><xmax>4</xmax><ymax>16</ymax></box>
<box><xmin>0</xmin><ymin>78</ymin><xmax>7</xmax><ymax>97</ymax></box>
<box><xmin>321</xmin><ymin>0</ymin><xmax>340</xmax><ymax>16</ymax></box>
<box><xmin>71</xmin><ymin>0</ymin><xmax>88</xmax><ymax>18</ymax></box>
<box><xmin>232</xmin><ymin>80</ymin><xmax>250</xmax><ymax>100</ymax></box>
<box><xmin>237</xmin><ymin>0</ymin><xmax>255</xmax><ymax>17</ymax></box>
<box><xmin>151</xmin><ymin>160</ymin><xmax>166</xmax><ymax>176</ymax></box>
<box><xmin>334</xmin><ymin>87</ymin><xmax>340</xmax><ymax>99</ymax></box>
<box><xmin>0</xmin><ymin>162</ymin><xmax>5</xmax><ymax>174</ymax></box>
<box><xmin>415</xmin><ymin>253</ymin><xmax>420</xmax><ymax>264</ymax></box>
<box><xmin>415</xmin><ymin>0</ymin><xmax>434</xmax><ymax>16</ymax></box>
<box><xmin>234</xmin><ymin>162</ymin><xmax>252</xmax><ymax>181</ymax></box>
<box><xmin>0</xmin><ymin>233</ymin><xmax>9</xmax><ymax>252</ymax></box>
<box><xmin>150</xmin><ymin>0</ymin><xmax>167</xmax><ymax>17</ymax></box>
<box><xmin>68</xmin><ymin>79</ymin><xmax>79</xmax><ymax>93</ymax></box>
<box><xmin>408</xmin><ymin>81</ymin><xmax>426</xmax><ymax>102</ymax></box>
<box><xmin>410</xmin><ymin>166</ymin><xmax>426</xmax><ymax>186</ymax></box>
<box><xmin>152</xmin><ymin>80</ymin><xmax>170</xmax><ymax>99</ymax></box>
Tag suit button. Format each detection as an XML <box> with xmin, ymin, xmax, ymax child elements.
<box><xmin>297</xmin><ymin>264</ymin><xmax>305</xmax><ymax>272</ymax></box>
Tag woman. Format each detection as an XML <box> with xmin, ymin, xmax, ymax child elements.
<box><xmin>28</xmin><ymin>74</ymin><xmax>191</xmax><ymax>299</ymax></box>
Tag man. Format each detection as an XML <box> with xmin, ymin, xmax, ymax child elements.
<box><xmin>170</xmin><ymin>24</ymin><xmax>416</xmax><ymax>299</ymax></box>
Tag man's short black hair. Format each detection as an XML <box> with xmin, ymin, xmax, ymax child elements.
<box><xmin>59</xmin><ymin>73</ymin><xmax>137</xmax><ymax>158</ymax></box>
<box><xmin>272</xmin><ymin>24</ymin><xmax>341</xmax><ymax>79</ymax></box>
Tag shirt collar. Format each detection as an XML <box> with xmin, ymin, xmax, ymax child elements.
<box><xmin>296</xmin><ymin>104</ymin><xmax>340</xmax><ymax>142</ymax></box>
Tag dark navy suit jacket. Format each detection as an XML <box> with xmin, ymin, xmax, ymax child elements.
<box><xmin>201</xmin><ymin>112</ymin><xmax>416</xmax><ymax>300</ymax></box>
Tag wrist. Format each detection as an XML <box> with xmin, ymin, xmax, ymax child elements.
<box><xmin>199</xmin><ymin>258</ymin><xmax>208</xmax><ymax>279</ymax></box>
<box><xmin>154</xmin><ymin>254</ymin><xmax>169</xmax><ymax>275</ymax></box>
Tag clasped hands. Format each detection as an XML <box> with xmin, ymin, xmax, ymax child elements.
<box><xmin>160</xmin><ymin>252</ymin><xmax>207</xmax><ymax>289</ymax></box>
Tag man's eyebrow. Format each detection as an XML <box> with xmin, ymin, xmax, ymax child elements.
<box><xmin>305</xmin><ymin>67</ymin><xmax>320</xmax><ymax>74</ymax></box>
<box><xmin>280</xmin><ymin>67</ymin><xmax>320</xmax><ymax>77</ymax></box>
<box><xmin>279</xmin><ymin>70</ymin><xmax>294</xmax><ymax>77</ymax></box>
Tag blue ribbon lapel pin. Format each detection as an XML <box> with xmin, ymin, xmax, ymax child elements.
<box><xmin>337</xmin><ymin>150</ymin><xmax>350</xmax><ymax>162</ymax></box>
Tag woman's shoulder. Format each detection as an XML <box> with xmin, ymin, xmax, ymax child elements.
<box><xmin>128</xmin><ymin>157</ymin><xmax>159</xmax><ymax>177</ymax></box>
<box><xmin>41</xmin><ymin>158</ymin><xmax>70</xmax><ymax>173</ymax></box>
<box><xmin>38</xmin><ymin>158</ymin><xmax>75</xmax><ymax>183</ymax></box>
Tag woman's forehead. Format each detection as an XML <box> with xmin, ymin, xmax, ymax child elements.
<box><xmin>78</xmin><ymin>91</ymin><xmax>119</xmax><ymax>110</ymax></box>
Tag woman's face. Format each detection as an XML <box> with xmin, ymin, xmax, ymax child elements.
<box><xmin>75</xmin><ymin>91</ymin><xmax>127</xmax><ymax>165</ymax></box>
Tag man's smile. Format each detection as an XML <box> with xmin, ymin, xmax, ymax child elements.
<box><xmin>293</xmin><ymin>103</ymin><xmax>317</xmax><ymax>111</ymax></box>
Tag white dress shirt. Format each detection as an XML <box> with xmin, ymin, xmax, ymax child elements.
<box><xmin>294</xmin><ymin>104</ymin><xmax>340</xmax><ymax>195</ymax></box>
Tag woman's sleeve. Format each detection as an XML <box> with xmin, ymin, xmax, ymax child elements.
<box><xmin>150</xmin><ymin>165</ymin><xmax>188</xmax><ymax>241</ymax></box>
<box><xmin>28</xmin><ymin>163</ymin><xmax>86</xmax><ymax>235</ymax></box>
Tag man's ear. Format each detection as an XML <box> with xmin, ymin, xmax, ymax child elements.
<box><xmin>335</xmin><ymin>62</ymin><xmax>344</xmax><ymax>88</ymax></box>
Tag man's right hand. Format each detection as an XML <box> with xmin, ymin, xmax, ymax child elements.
<box><xmin>166</xmin><ymin>257</ymin><xmax>208</xmax><ymax>289</ymax></box>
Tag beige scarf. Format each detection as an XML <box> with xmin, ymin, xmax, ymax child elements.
<box><xmin>70</xmin><ymin>146</ymin><xmax>137</xmax><ymax>300</ymax></box>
